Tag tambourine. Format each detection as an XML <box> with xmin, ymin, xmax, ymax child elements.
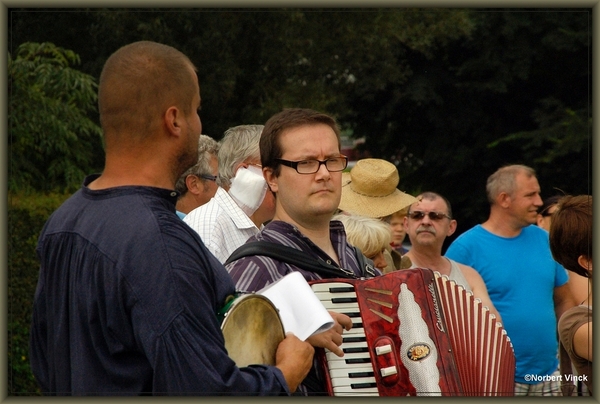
<box><xmin>220</xmin><ymin>294</ymin><xmax>285</xmax><ymax>367</ymax></box>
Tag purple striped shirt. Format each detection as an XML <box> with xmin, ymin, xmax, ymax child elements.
<box><xmin>226</xmin><ymin>220</ymin><xmax>379</xmax><ymax>292</ymax></box>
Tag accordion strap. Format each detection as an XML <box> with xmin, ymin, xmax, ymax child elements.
<box><xmin>225</xmin><ymin>241</ymin><xmax>375</xmax><ymax>279</ymax></box>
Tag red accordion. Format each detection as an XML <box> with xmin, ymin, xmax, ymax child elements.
<box><xmin>310</xmin><ymin>268</ymin><xmax>515</xmax><ymax>396</ymax></box>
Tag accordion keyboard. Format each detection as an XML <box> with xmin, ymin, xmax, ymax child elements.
<box><xmin>311</xmin><ymin>282</ymin><xmax>380</xmax><ymax>396</ymax></box>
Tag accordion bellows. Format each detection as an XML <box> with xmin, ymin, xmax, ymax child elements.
<box><xmin>310</xmin><ymin>268</ymin><xmax>515</xmax><ymax>396</ymax></box>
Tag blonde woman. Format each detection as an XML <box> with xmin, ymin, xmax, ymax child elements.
<box><xmin>334</xmin><ymin>213</ymin><xmax>391</xmax><ymax>271</ymax></box>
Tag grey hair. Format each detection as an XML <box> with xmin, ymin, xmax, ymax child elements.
<box><xmin>412</xmin><ymin>192</ymin><xmax>453</xmax><ymax>219</ymax></box>
<box><xmin>485</xmin><ymin>164</ymin><xmax>536</xmax><ymax>204</ymax></box>
<box><xmin>175</xmin><ymin>134</ymin><xmax>220</xmax><ymax>196</ymax></box>
<box><xmin>217</xmin><ymin>124</ymin><xmax>264</xmax><ymax>188</ymax></box>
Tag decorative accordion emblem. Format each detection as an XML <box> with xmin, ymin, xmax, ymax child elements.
<box><xmin>407</xmin><ymin>343</ymin><xmax>431</xmax><ymax>361</ymax></box>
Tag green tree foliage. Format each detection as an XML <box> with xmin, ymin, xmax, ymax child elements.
<box><xmin>8</xmin><ymin>42</ymin><xmax>103</xmax><ymax>193</ymax></box>
<box><xmin>343</xmin><ymin>10</ymin><xmax>591</xmax><ymax>236</ymax></box>
<box><xmin>8</xmin><ymin>192</ymin><xmax>71</xmax><ymax>395</ymax></box>
<box><xmin>11</xmin><ymin>9</ymin><xmax>475</xmax><ymax>138</ymax></box>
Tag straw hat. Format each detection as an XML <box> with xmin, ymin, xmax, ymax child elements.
<box><xmin>339</xmin><ymin>158</ymin><xmax>417</xmax><ymax>218</ymax></box>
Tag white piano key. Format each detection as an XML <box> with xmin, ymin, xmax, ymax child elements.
<box><xmin>333</xmin><ymin>386</ymin><xmax>379</xmax><ymax>395</ymax></box>
<box><xmin>326</xmin><ymin>356</ymin><xmax>372</xmax><ymax>369</ymax></box>
<box><xmin>340</xmin><ymin>341</ymin><xmax>369</xmax><ymax>350</ymax></box>
<box><xmin>331</xmin><ymin>376</ymin><xmax>377</xmax><ymax>388</ymax></box>
<box><xmin>343</xmin><ymin>327</ymin><xmax>365</xmax><ymax>335</ymax></box>
<box><xmin>318</xmin><ymin>301</ymin><xmax>359</xmax><ymax>310</ymax></box>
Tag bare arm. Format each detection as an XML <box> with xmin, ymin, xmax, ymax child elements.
<box><xmin>306</xmin><ymin>311</ymin><xmax>353</xmax><ymax>357</ymax></box>
<box><xmin>567</xmin><ymin>272</ymin><xmax>589</xmax><ymax>305</ymax></box>
<box><xmin>275</xmin><ymin>333</ymin><xmax>314</xmax><ymax>393</ymax></box>
<box><xmin>461</xmin><ymin>264</ymin><xmax>503</xmax><ymax>323</ymax></box>
<box><xmin>573</xmin><ymin>321</ymin><xmax>593</xmax><ymax>362</ymax></box>
<box><xmin>554</xmin><ymin>283</ymin><xmax>577</xmax><ymax>320</ymax></box>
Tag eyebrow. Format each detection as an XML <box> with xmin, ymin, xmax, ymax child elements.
<box><xmin>285</xmin><ymin>153</ymin><xmax>343</xmax><ymax>160</ymax></box>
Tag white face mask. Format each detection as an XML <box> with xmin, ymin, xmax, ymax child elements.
<box><xmin>228</xmin><ymin>165</ymin><xmax>268</xmax><ymax>216</ymax></box>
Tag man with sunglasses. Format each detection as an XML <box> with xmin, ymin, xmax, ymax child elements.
<box><xmin>226</xmin><ymin>108</ymin><xmax>379</xmax><ymax>395</ymax></box>
<box><xmin>175</xmin><ymin>134</ymin><xmax>220</xmax><ymax>219</ymax></box>
<box><xmin>403</xmin><ymin>192</ymin><xmax>501</xmax><ymax>320</ymax></box>
<box><xmin>184</xmin><ymin>125</ymin><xmax>275</xmax><ymax>263</ymax></box>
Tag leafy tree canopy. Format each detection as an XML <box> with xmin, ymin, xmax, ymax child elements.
<box><xmin>8</xmin><ymin>41</ymin><xmax>103</xmax><ymax>193</ymax></box>
<box><xmin>8</xmin><ymin>9</ymin><xmax>591</xmax><ymax>235</ymax></box>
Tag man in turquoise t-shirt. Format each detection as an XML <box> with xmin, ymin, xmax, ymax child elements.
<box><xmin>446</xmin><ymin>164</ymin><xmax>576</xmax><ymax>396</ymax></box>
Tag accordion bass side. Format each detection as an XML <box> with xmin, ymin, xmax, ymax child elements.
<box><xmin>309</xmin><ymin>268</ymin><xmax>515</xmax><ymax>396</ymax></box>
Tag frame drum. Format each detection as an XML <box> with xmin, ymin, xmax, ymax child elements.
<box><xmin>221</xmin><ymin>294</ymin><xmax>285</xmax><ymax>367</ymax></box>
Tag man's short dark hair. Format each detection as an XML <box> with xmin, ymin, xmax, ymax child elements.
<box><xmin>260</xmin><ymin>108</ymin><xmax>341</xmax><ymax>176</ymax></box>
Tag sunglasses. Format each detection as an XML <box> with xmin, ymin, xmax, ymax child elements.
<box><xmin>407</xmin><ymin>211</ymin><xmax>451</xmax><ymax>221</ymax></box>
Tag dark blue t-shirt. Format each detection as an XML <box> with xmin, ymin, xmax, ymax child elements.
<box><xmin>30</xmin><ymin>175</ymin><xmax>288</xmax><ymax>395</ymax></box>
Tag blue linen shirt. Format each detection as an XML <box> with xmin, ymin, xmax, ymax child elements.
<box><xmin>29</xmin><ymin>175</ymin><xmax>288</xmax><ymax>395</ymax></box>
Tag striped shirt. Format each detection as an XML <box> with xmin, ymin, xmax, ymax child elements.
<box><xmin>226</xmin><ymin>220</ymin><xmax>378</xmax><ymax>292</ymax></box>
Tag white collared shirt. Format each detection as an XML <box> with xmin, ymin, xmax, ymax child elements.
<box><xmin>184</xmin><ymin>187</ymin><xmax>260</xmax><ymax>263</ymax></box>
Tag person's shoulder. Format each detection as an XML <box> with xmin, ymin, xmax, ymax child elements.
<box><xmin>456</xmin><ymin>261</ymin><xmax>483</xmax><ymax>280</ymax></box>
<box><xmin>450</xmin><ymin>224</ymin><xmax>483</xmax><ymax>243</ymax></box>
<box><xmin>558</xmin><ymin>305</ymin><xmax>592</xmax><ymax>330</ymax></box>
<box><xmin>521</xmin><ymin>224</ymin><xmax>549</xmax><ymax>238</ymax></box>
<box><xmin>184</xmin><ymin>199</ymin><xmax>221</xmax><ymax>225</ymax></box>
<box><xmin>259</xmin><ymin>220</ymin><xmax>297</xmax><ymax>240</ymax></box>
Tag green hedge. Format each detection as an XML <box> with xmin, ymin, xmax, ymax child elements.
<box><xmin>8</xmin><ymin>192</ymin><xmax>71</xmax><ymax>395</ymax></box>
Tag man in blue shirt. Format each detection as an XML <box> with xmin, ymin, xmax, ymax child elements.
<box><xmin>446</xmin><ymin>164</ymin><xmax>576</xmax><ymax>396</ymax></box>
<box><xmin>29</xmin><ymin>40</ymin><xmax>313</xmax><ymax>395</ymax></box>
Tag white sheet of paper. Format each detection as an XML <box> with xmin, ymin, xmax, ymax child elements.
<box><xmin>258</xmin><ymin>271</ymin><xmax>334</xmax><ymax>341</ymax></box>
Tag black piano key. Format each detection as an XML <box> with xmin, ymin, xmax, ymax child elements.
<box><xmin>331</xmin><ymin>297</ymin><xmax>358</xmax><ymax>304</ymax></box>
<box><xmin>346</xmin><ymin>358</ymin><xmax>372</xmax><ymax>364</ymax></box>
<box><xmin>329</xmin><ymin>287</ymin><xmax>356</xmax><ymax>293</ymax></box>
<box><xmin>351</xmin><ymin>382</ymin><xmax>378</xmax><ymax>389</ymax></box>
<box><xmin>346</xmin><ymin>312</ymin><xmax>361</xmax><ymax>318</ymax></box>
<box><xmin>342</xmin><ymin>336</ymin><xmax>367</xmax><ymax>343</ymax></box>
<box><xmin>343</xmin><ymin>347</ymin><xmax>369</xmax><ymax>354</ymax></box>
<box><xmin>349</xmin><ymin>371</ymin><xmax>375</xmax><ymax>378</ymax></box>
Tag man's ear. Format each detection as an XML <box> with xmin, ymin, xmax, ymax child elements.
<box><xmin>498</xmin><ymin>192</ymin><xmax>511</xmax><ymax>209</ymax></box>
<box><xmin>185</xmin><ymin>175</ymin><xmax>202</xmax><ymax>195</ymax></box>
<box><xmin>447</xmin><ymin>219</ymin><xmax>458</xmax><ymax>237</ymax></box>
<box><xmin>164</xmin><ymin>106</ymin><xmax>181</xmax><ymax>137</ymax></box>
<box><xmin>263</xmin><ymin>167</ymin><xmax>278</xmax><ymax>193</ymax></box>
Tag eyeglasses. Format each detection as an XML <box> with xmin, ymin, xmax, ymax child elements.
<box><xmin>407</xmin><ymin>211</ymin><xmax>451</xmax><ymax>221</ymax></box>
<box><xmin>198</xmin><ymin>174</ymin><xmax>218</xmax><ymax>182</ymax></box>
<box><xmin>275</xmin><ymin>155</ymin><xmax>348</xmax><ymax>174</ymax></box>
